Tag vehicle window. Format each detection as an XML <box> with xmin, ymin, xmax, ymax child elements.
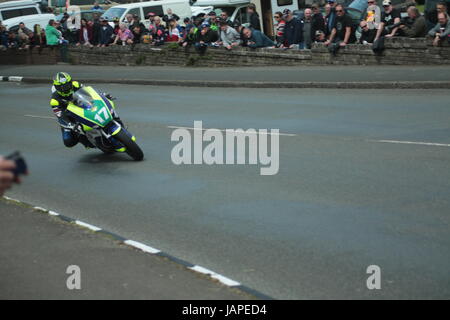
<box><xmin>82</xmin><ymin>12</ymin><xmax>94</xmax><ymax>21</ymax></box>
<box><xmin>239</xmin><ymin>7</ymin><xmax>249</xmax><ymax>24</ymax></box>
<box><xmin>8</xmin><ymin>25</ymin><xmax>20</xmax><ymax>33</ymax></box>
<box><xmin>102</xmin><ymin>7</ymin><xmax>126</xmax><ymax>20</ymax></box>
<box><xmin>143</xmin><ymin>5</ymin><xmax>164</xmax><ymax>18</ymax></box>
<box><xmin>214</xmin><ymin>7</ymin><xmax>235</xmax><ymax>17</ymax></box>
<box><xmin>297</xmin><ymin>0</ymin><xmax>306</xmax><ymax>9</ymax></box>
<box><xmin>70</xmin><ymin>0</ymin><xmax>98</xmax><ymax>5</ymax></box>
<box><xmin>277</xmin><ymin>0</ymin><xmax>293</xmax><ymax>6</ymax></box>
<box><xmin>1</xmin><ymin>9</ymin><xmax>23</xmax><ymax>20</ymax></box>
<box><xmin>127</xmin><ymin>8</ymin><xmax>141</xmax><ymax>20</ymax></box>
<box><xmin>21</xmin><ymin>7</ymin><xmax>39</xmax><ymax>16</ymax></box>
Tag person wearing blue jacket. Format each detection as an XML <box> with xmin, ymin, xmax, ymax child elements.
<box><xmin>283</xmin><ymin>9</ymin><xmax>303</xmax><ymax>48</ymax></box>
<box><xmin>242</xmin><ymin>27</ymin><xmax>275</xmax><ymax>48</ymax></box>
<box><xmin>98</xmin><ymin>18</ymin><xmax>114</xmax><ymax>47</ymax></box>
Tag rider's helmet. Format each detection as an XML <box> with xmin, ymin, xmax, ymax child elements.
<box><xmin>53</xmin><ymin>72</ymin><xmax>74</xmax><ymax>97</ymax></box>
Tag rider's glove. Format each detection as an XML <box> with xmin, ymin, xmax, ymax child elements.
<box><xmin>52</xmin><ymin>107</ymin><xmax>63</xmax><ymax>118</ymax></box>
<box><xmin>104</xmin><ymin>93</ymin><xmax>116</xmax><ymax>101</ymax></box>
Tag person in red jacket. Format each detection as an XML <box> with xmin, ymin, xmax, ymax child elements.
<box><xmin>76</xmin><ymin>18</ymin><xmax>93</xmax><ymax>47</ymax></box>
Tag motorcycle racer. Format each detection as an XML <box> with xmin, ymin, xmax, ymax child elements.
<box><xmin>50</xmin><ymin>72</ymin><xmax>118</xmax><ymax>148</ymax></box>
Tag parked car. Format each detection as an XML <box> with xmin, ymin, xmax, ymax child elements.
<box><xmin>55</xmin><ymin>9</ymin><xmax>104</xmax><ymax>22</ymax></box>
<box><xmin>0</xmin><ymin>0</ymin><xmax>55</xmax><ymax>30</ymax></box>
<box><xmin>102</xmin><ymin>0</ymin><xmax>192</xmax><ymax>28</ymax></box>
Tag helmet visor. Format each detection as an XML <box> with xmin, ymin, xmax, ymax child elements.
<box><xmin>55</xmin><ymin>81</ymin><xmax>73</xmax><ymax>94</ymax></box>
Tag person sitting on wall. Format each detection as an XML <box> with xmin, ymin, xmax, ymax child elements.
<box><xmin>111</xmin><ymin>23</ymin><xmax>134</xmax><ymax>45</ymax></box>
<box><xmin>194</xmin><ymin>22</ymin><xmax>219</xmax><ymax>55</ymax></box>
<box><xmin>324</xmin><ymin>4</ymin><xmax>356</xmax><ymax>55</ymax></box>
<box><xmin>374</xmin><ymin>0</ymin><xmax>401</xmax><ymax>42</ymax></box>
<box><xmin>242</xmin><ymin>27</ymin><xmax>275</xmax><ymax>49</ymax></box>
<box><xmin>218</xmin><ymin>20</ymin><xmax>241</xmax><ymax>50</ymax></box>
<box><xmin>398</xmin><ymin>6</ymin><xmax>427</xmax><ymax>38</ymax></box>
<box><xmin>165</xmin><ymin>18</ymin><xmax>181</xmax><ymax>42</ymax></box>
<box><xmin>77</xmin><ymin>18</ymin><xmax>93</xmax><ymax>47</ymax></box>
<box><xmin>428</xmin><ymin>12</ymin><xmax>450</xmax><ymax>46</ymax></box>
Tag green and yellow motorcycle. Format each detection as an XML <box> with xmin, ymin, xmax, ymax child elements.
<box><xmin>65</xmin><ymin>86</ymin><xmax>144</xmax><ymax>161</ymax></box>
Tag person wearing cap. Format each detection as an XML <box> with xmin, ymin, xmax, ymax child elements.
<box><xmin>146</xmin><ymin>13</ymin><xmax>157</xmax><ymax>35</ymax></box>
<box><xmin>206</xmin><ymin>11</ymin><xmax>219</xmax><ymax>32</ymax></box>
<box><xmin>247</xmin><ymin>4</ymin><xmax>261</xmax><ymax>31</ymax></box>
<box><xmin>113</xmin><ymin>17</ymin><xmax>120</xmax><ymax>36</ymax></box>
<box><xmin>375</xmin><ymin>0</ymin><xmax>401</xmax><ymax>41</ymax></box>
<box><xmin>194</xmin><ymin>22</ymin><xmax>219</xmax><ymax>54</ymax></box>
<box><xmin>242</xmin><ymin>27</ymin><xmax>274</xmax><ymax>48</ymax></box>
<box><xmin>283</xmin><ymin>9</ymin><xmax>303</xmax><ymax>49</ymax></box>
<box><xmin>218</xmin><ymin>20</ymin><xmax>241</xmax><ymax>50</ymax></box>
<box><xmin>182</xmin><ymin>19</ymin><xmax>199</xmax><ymax>48</ymax></box>
<box><xmin>130</xmin><ymin>14</ymin><xmax>146</xmax><ymax>32</ymax></box>
<box><xmin>428</xmin><ymin>11</ymin><xmax>450</xmax><ymax>46</ymax></box>
<box><xmin>98</xmin><ymin>17</ymin><xmax>114</xmax><ymax>47</ymax></box>
<box><xmin>325</xmin><ymin>0</ymin><xmax>337</xmax><ymax>36</ymax></box>
<box><xmin>324</xmin><ymin>4</ymin><xmax>356</xmax><ymax>48</ymax></box>
<box><xmin>311</xmin><ymin>4</ymin><xmax>326</xmax><ymax>35</ymax></box>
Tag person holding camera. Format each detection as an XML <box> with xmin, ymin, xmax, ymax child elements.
<box><xmin>428</xmin><ymin>12</ymin><xmax>450</xmax><ymax>46</ymax></box>
<box><xmin>399</xmin><ymin>6</ymin><xmax>427</xmax><ymax>38</ymax></box>
<box><xmin>0</xmin><ymin>157</ymin><xmax>17</xmax><ymax>196</ymax></box>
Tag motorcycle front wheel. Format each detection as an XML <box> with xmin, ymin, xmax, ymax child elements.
<box><xmin>114</xmin><ymin>130</ymin><xmax>144</xmax><ymax>161</ymax></box>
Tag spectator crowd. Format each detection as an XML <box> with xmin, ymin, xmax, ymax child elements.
<box><xmin>1</xmin><ymin>1</ymin><xmax>450</xmax><ymax>55</ymax></box>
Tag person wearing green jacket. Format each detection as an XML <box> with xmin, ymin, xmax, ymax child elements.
<box><xmin>45</xmin><ymin>20</ymin><xmax>68</xmax><ymax>62</ymax></box>
<box><xmin>45</xmin><ymin>20</ymin><xmax>61</xmax><ymax>46</ymax></box>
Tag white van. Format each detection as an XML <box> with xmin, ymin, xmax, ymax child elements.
<box><xmin>191</xmin><ymin>0</ymin><xmax>252</xmax><ymax>25</ymax></box>
<box><xmin>102</xmin><ymin>0</ymin><xmax>193</xmax><ymax>28</ymax></box>
<box><xmin>0</xmin><ymin>0</ymin><xmax>55</xmax><ymax>30</ymax></box>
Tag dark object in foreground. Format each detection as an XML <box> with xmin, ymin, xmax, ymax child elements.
<box><xmin>5</xmin><ymin>151</ymin><xmax>27</xmax><ymax>178</ymax></box>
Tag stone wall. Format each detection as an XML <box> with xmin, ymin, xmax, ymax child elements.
<box><xmin>0</xmin><ymin>46</ymin><xmax>61</xmax><ymax>65</ymax></box>
<box><xmin>1</xmin><ymin>38</ymin><xmax>449</xmax><ymax>66</ymax></box>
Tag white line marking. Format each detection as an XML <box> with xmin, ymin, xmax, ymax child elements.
<box><xmin>190</xmin><ymin>265</ymin><xmax>215</xmax><ymax>275</ymax></box>
<box><xmin>211</xmin><ymin>274</ymin><xmax>241</xmax><ymax>287</ymax></box>
<box><xmin>24</xmin><ymin>114</ymin><xmax>54</xmax><ymax>119</ymax></box>
<box><xmin>8</xmin><ymin>76</ymin><xmax>23</xmax><ymax>82</ymax></box>
<box><xmin>124</xmin><ymin>240</ymin><xmax>161</xmax><ymax>254</ymax></box>
<box><xmin>75</xmin><ymin>220</ymin><xmax>102</xmax><ymax>232</ymax></box>
<box><xmin>3</xmin><ymin>196</ymin><xmax>245</xmax><ymax>290</ymax></box>
<box><xmin>4</xmin><ymin>196</ymin><xmax>16</xmax><ymax>201</ymax></box>
<box><xmin>189</xmin><ymin>265</ymin><xmax>241</xmax><ymax>286</ymax></box>
<box><xmin>370</xmin><ymin>139</ymin><xmax>450</xmax><ymax>147</ymax></box>
<box><xmin>167</xmin><ymin>125</ymin><xmax>297</xmax><ymax>137</ymax></box>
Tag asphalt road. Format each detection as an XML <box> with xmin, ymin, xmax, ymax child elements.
<box><xmin>2</xmin><ymin>65</ymin><xmax>450</xmax><ymax>83</ymax></box>
<box><xmin>1</xmin><ymin>82</ymin><xmax>450</xmax><ymax>299</ymax></box>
